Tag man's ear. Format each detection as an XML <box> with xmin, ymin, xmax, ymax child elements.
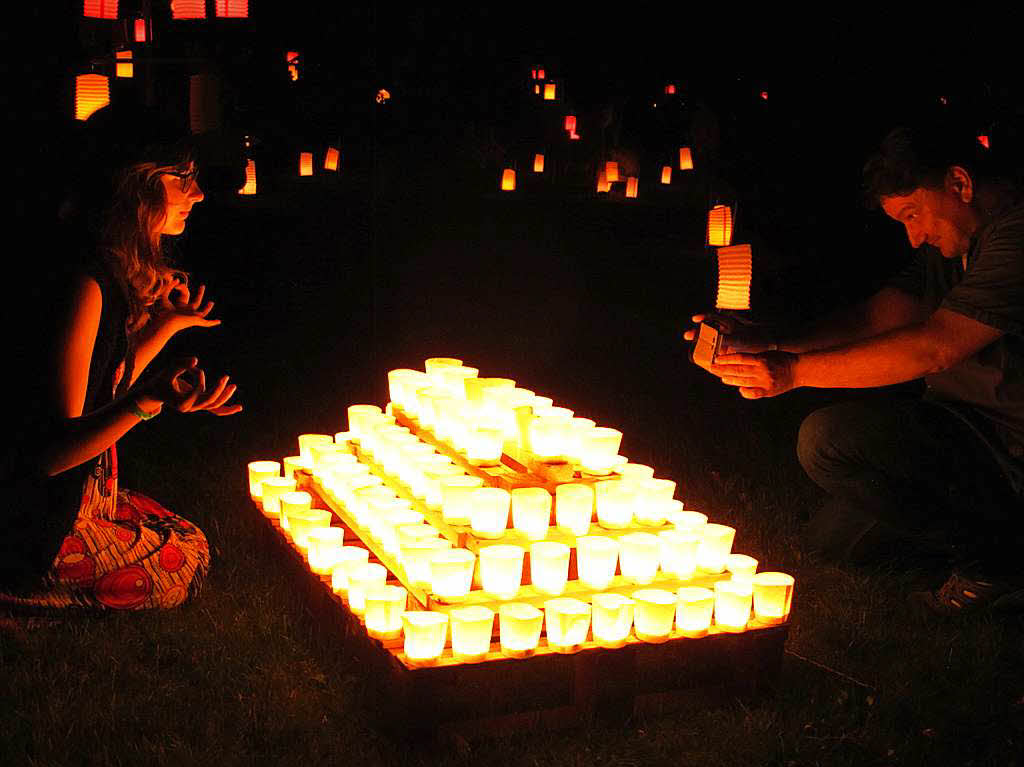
<box><xmin>946</xmin><ymin>166</ymin><xmax>974</xmax><ymax>203</ymax></box>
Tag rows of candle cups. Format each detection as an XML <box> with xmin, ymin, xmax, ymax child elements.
<box><xmin>398</xmin><ymin>571</ymin><xmax>794</xmax><ymax>666</ymax></box>
<box><xmin>385</xmin><ymin>359</ymin><xmax>628</xmax><ymax>474</ymax></box>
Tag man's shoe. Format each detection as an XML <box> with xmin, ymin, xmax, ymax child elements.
<box><xmin>909</xmin><ymin>567</ymin><xmax>1024</xmax><ymax>617</ymax></box>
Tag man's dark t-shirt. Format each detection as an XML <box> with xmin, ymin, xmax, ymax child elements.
<box><xmin>888</xmin><ymin>200</ymin><xmax>1024</xmax><ymax>494</ymax></box>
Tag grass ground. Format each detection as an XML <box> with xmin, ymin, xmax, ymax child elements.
<box><xmin>4</xmin><ymin>153</ymin><xmax>1024</xmax><ymax>767</ymax></box>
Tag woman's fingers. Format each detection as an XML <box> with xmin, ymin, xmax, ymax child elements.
<box><xmin>178</xmin><ymin>368</ymin><xmax>206</xmax><ymax>411</ymax></box>
<box><xmin>210</xmin><ymin>403</ymin><xmax>243</xmax><ymax>416</ymax></box>
<box><xmin>190</xmin><ymin>284</ymin><xmax>206</xmax><ymax>310</ymax></box>
<box><xmin>193</xmin><ymin>375</ymin><xmax>230</xmax><ymax>410</ymax></box>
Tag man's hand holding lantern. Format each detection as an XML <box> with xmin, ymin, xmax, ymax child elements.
<box><xmin>710</xmin><ymin>351</ymin><xmax>798</xmax><ymax>399</ymax></box>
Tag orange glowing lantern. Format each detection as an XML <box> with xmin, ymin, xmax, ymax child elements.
<box><xmin>75</xmin><ymin>74</ymin><xmax>109</xmax><ymax>121</ymax></box>
<box><xmin>115</xmin><ymin>50</ymin><xmax>133</xmax><ymax>78</ymax></box>
<box><xmin>978</xmin><ymin>135</ymin><xmax>990</xmax><ymax>149</ymax></box>
<box><xmin>665</xmin><ymin>84</ymin><xmax>676</xmax><ymax>94</ymax></box>
<box><xmin>171</xmin><ymin>0</ymin><xmax>206</xmax><ymax>19</ymax></box>
<box><xmin>706</xmin><ymin>204</ymin><xmax>733</xmax><ymax>247</ymax></box>
<box><xmin>84</xmin><ymin>0</ymin><xmax>118</xmax><ymax>19</ymax></box>
<box><xmin>760</xmin><ymin>90</ymin><xmax>768</xmax><ymax>100</ymax></box>
<box><xmin>376</xmin><ymin>88</ymin><xmax>391</xmax><ymax>103</ymax></box>
<box><xmin>605</xmin><ymin>161</ymin><xmax>619</xmax><ymax>183</ymax></box>
<box><xmin>625</xmin><ymin>177</ymin><xmax>638</xmax><ymax>198</ymax></box>
<box><xmin>661</xmin><ymin>166</ymin><xmax>672</xmax><ymax>184</ymax></box>
<box><xmin>324</xmin><ymin>147</ymin><xmax>340</xmax><ymax>171</ymax></box>
<box><xmin>501</xmin><ymin>168</ymin><xmax>516</xmax><ymax>191</ymax></box>
<box><xmin>533</xmin><ymin>154</ymin><xmax>544</xmax><ymax>173</ymax></box>
<box><xmin>678</xmin><ymin>147</ymin><xmax>693</xmax><ymax>170</ymax></box>
<box><xmin>134</xmin><ymin>18</ymin><xmax>147</xmax><ymax>41</ymax></box>
<box><xmin>538</xmin><ymin>68</ymin><xmax>545</xmax><ymax>79</ymax></box>
<box><xmin>531</xmin><ymin>69</ymin><xmax>538</xmax><ymax>79</ymax></box>
<box><xmin>238</xmin><ymin>159</ymin><xmax>257</xmax><ymax>195</ymax></box>
<box><xmin>597</xmin><ymin>170</ymin><xmax>610</xmax><ymax>193</ymax></box>
<box><xmin>299</xmin><ymin>152</ymin><xmax>313</xmax><ymax>177</ymax></box>
<box><xmin>564</xmin><ymin>115</ymin><xmax>576</xmax><ymax>132</ymax></box>
<box><xmin>534</xmin><ymin>84</ymin><xmax>540</xmax><ymax>95</ymax></box>
<box><xmin>286</xmin><ymin>52</ymin><xmax>300</xmax><ymax>82</ymax></box>
<box><xmin>215</xmin><ymin>0</ymin><xmax>249</xmax><ymax>17</ymax></box>
<box><xmin>716</xmin><ymin>244</ymin><xmax>753</xmax><ymax>310</ymax></box>
<box><xmin>543</xmin><ymin>83</ymin><xmax>556</xmax><ymax>100</ymax></box>
<box><xmin>569</xmin><ymin>131</ymin><xmax>580</xmax><ymax>140</ymax></box>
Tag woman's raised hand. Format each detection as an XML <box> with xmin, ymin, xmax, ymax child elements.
<box><xmin>146</xmin><ymin>357</ymin><xmax>242</xmax><ymax>416</ymax></box>
<box><xmin>153</xmin><ymin>279</ymin><xmax>221</xmax><ymax>336</ymax></box>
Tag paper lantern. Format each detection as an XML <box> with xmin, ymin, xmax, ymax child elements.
<box><xmin>215</xmin><ymin>0</ymin><xmax>249</xmax><ymax>17</ymax></box>
<box><xmin>171</xmin><ymin>0</ymin><xmax>206</xmax><ymax>19</ymax></box>
<box><xmin>469</xmin><ymin>487</ymin><xmax>511</xmax><ymax>539</ymax></box>
<box><xmin>115</xmin><ymin>50</ymin><xmax>133</xmax><ymax>79</ymax></box>
<box><xmin>632</xmin><ymin>589</ymin><xmax>676</xmax><ymax>642</ymax></box>
<box><xmin>752</xmin><ymin>572</ymin><xmax>794</xmax><ymax>624</ymax></box>
<box><xmin>605</xmin><ymin>161</ymin><xmax>620</xmax><ymax>183</ymax></box>
<box><xmin>247</xmin><ymin>460</ymin><xmax>280</xmax><ymax>499</ymax></box>
<box><xmin>347</xmin><ymin>563</ymin><xmax>387</xmax><ymax>615</ymax></box>
<box><xmin>678</xmin><ymin>147</ymin><xmax>693</xmax><ymax>170</ymax></box>
<box><xmin>479</xmin><ymin>545</ymin><xmax>525</xmax><ymax>599</ymax></box>
<box><xmin>238</xmin><ymin>159</ymin><xmax>257</xmax><ymax>195</ymax></box>
<box><xmin>726</xmin><ymin>554</ymin><xmax>759</xmax><ymax>587</ymax></box>
<box><xmin>259</xmin><ymin>476</ymin><xmax>296</xmax><ymax>518</ymax></box>
<box><xmin>84</xmin><ymin>0</ymin><xmax>118</xmax><ymax>19</ymax></box>
<box><xmin>450</xmin><ymin>606</ymin><xmax>495</xmax><ymax>662</ymax></box>
<box><xmin>286</xmin><ymin>52</ymin><xmax>300</xmax><ymax>82</ymax></box>
<box><xmin>511</xmin><ymin>488</ymin><xmax>551</xmax><ymax>541</ymax></box>
<box><xmin>676</xmin><ymin>586</ymin><xmax>714</xmax><ymax>637</ymax></box>
<box><xmin>696</xmin><ymin>523</ymin><xmax>735</xmax><ymax>573</ymax></box>
<box><xmin>429</xmin><ymin>548</ymin><xmax>476</xmax><ymax>601</ymax></box>
<box><xmin>714</xmin><ymin>579</ymin><xmax>751</xmax><ymax>632</ymax></box>
<box><xmin>576</xmin><ymin>536</ymin><xmax>618</xmax><ymax>590</ymax></box>
<box><xmin>330</xmin><ymin>546</ymin><xmax>369</xmax><ymax>594</ymax></box>
<box><xmin>544</xmin><ymin>598</ymin><xmax>591</xmax><ymax>652</ymax></box>
<box><xmin>564</xmin><ymin>115</ymin><xmax>576</xmax><ymax>132</ymax></box>
<box><xmin>299</xmin><ymin>152</ymin><xmax>313</xmax><ymax>177</ymax></box>
<box><xmin>596</xmin><ymin>482</ymin><xmax>635</xmax><ymax>530</ymax></box>
<box><xmin>499</xmin><ymin>602</ymin><xmax>543</xmax><ymax>658</ymax></box>
<box><xmin>533</xmin><ymin>153</ymin><xmax>545</xmax><ymax>173</ymax></box>
<box><xmin>591</xmin><ymin>593</ymin><xmax>634</xmax><ymax>649</ymax></box>
<box><xmin>619</xmin><ymin>533</ymin><xmax>660</xmax><ymax>585</ymax></box>
<box><xmin>665</xmin><ymin>84</ymin><xmax>676</xmax><ymax>94</ymax></box>
<box><xmin>306</xmin><ymin>527</ymin><xmax>344</xmax><ymax>575</ymax></box>
<box><xmin>75</xmin><ymin>74</ymin><xmax>109</xmax><ymax>121</ymax></box>
<box><xmin>707</xmin><ymin>204</ymin><xmax>733</xmax><ymax>246</ymax></box>
<box><xmin>133</xmin><ymin>18</ymin><xmax>147</xmax><ymax>42</ymax></box>
<box><xmin>537</xmin><ymin>69</ymin><xmax>545</xmax><ymax>79</ymax></box>
<box><xmin>365</xmin><ymin>584</ymin><xmax>406</xmax><ymax>639</ymax></box>
<box><xmin>657</xmin><ymin>529</ymin><xmax>699</xmax><ymax>579</ymax></box>
<box><xmin>529</xmin><ymin>542</ymin><xmax>570</xmax><ymax>596</ymax></box>
<box><xmin>286</xmin><ymin>508</ymin><xmax>331</xmax><ymax>549</ymax></box>
<box><xmin>501</xmin><ymin>168</ymin><xmax>516</xmax><ymax>191</ymax></box>
<box><xmin>440</xmin><ymin>475</ymin><xmax>485</xmax><ymax>524</ymax></box>
<box><xmin>402</xmin><ymin>611</ymin><xmax>448</xmax><ymax>665</ymax></box>
<box><xmin>543</xmin><ymin>83</ymin><xmax>556</xmax><ymax>100</ymax></box>
<box><xmin>534</xmin><ymin>84</ymin><xmax>540</xmax><ymax>95</ymax></box>
<box><xmin>324</xmin><ymin>147</ymin><xmax>339</xmax><ymax>171</ymax></box>
<box><xmin>716</xmin><ymin>244</ymin><xmax>753</xmax><ymax>310</ymax></box>
<box><xmin>625</xmin><ymin>177</ymin><xmax>638</xmax><ymax>198</ymax></box>
<box><xmin>555</xmin><ymin>483</ymin><xmax>593</xmax><ymax>536</ymax></box>
<box><xmin>660</xmin><ymin>166</ymin><xmax>672</xmax><ymax>184</ymax></box>
<box><xmin>596</xmin><ymin>170</ymin><xmax>610</xmax><ymax>193</ymax></box>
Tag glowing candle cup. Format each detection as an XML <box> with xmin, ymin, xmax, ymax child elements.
<box><xmin>726</xmin><ymin>554</ymin><xmax>759</xmax><ymax>588</ymax></box>
<box><xmin>499</xmin><ymin>603</ymin><xmax>544</xmax><ymax>658</ymax></box>
<box><xmin>306</xmin><ymin>526</ymin><xmax>344</xmax><ymax>575</ymax></box>
<box><xmin>596</xmin><ymin>482</ymin><xmax>635</xmax><ymax>530</ymax></box>
<box><xmin>347</xmin><ymin>563</ymin><xmax>387</xmax><ymax>616</ymax></box>
<box><xmin>450</xmin><ymin>606</ymin><xmax>495</xmax><ymax>663</ymax></box>
<box><xmin>658</xmin><ymin>529</ymin><xmax>699</xmax><ymax>579</ymax></box>
<box><xmin>676</xmin><ymin>587</ymin><xmax>715</xmax><ymax>637</ymax></box>
<box><xmin>632</xmin><ymin>589</ymin><xmax>676</xmax><ymax>643</ymax></box>
<box><xmin>429</xmin><ymin>549</ymin><xmax>476</xmax><ymax>602</ymax></box>
<box><xmin>697</xmin><ymin>524</ymin><xmax>736</xmax><ymax>573</ymax></box>
<box><xmin>278</xmin><ymin>490</ymin><xmax>311</xmax><ymax>532</ymax></box>
<box><xmin>298</xmin><ymin>434</ymin><xmax>333</xmax><ymax>462</ymax></box>
<box><xmin>511</xmin><ymin>488</ymin><xmax>552</xmax><ymax>540</ymax></box>
<box><xmin>287</xmin><ymin>508</ymin><xmax>332</xmax><ymax>549</ymax></box>
<box><xmin>544</xmin><ymin>598</ymin><xmax>591</xmax><ymax>653</ymax></box>
<box><xmin>529</xmin><ymin>542</ymin><xmax>570</xmax><ymax>596</ymax></box>
<box><xmin>402</xmin><ymin>612</ymin><xmax>448</xmax><ymax>666</ymax></box>
<box><xmin>591</xmin><ymin>593</ymin><xmax>634</xmax><ymax>649</ymax></box>
<box><xmin>364</xmin><ymin>584</ymin><xmax>407</xmax><ymax>640</ymax></box>
<box><xmin>619</xmin><ymin>533</ymin><xmax>660</xmax><ymax>584</ymax></box>
<box><xmin>330</xmin><ymin>547</ymin><xmax>369</xmax><ymax>594</ymax></box>
<box><xmin>714</xmin><ymin>580</ymin><xmax>752</xmax><ymax>632</ymax></box>
<box><xmin>752</xmin><ymin>572</ymin><xmax>794</xmax><ymax>625</ymax></box>
<box><xmin>247</xmin><ymin>461</ymin><xmax>280</xmax><ymax>499</ymax></box>
<box><xmin>479</xmin><ymin>545</ymin><xmax>525</xmax><ymax>599</ymax></box>
<box><xmin>576</xmin><ymin>536</ymin><xmax>618</xmax><ymax>590</ymax></box>
<box><xmin>440</xmin><ymin>476</ymin><xmax>485</xmax><ymax>525</ymax></box>
<box><xmin>260</xmin><ymin>476</ymin><xmax>296</xmax><ymax>517</ymax></box>
<box><xmin>555</xmin><ymin>484</ymin><xmax>593</xmax><ymax>536</ymax></box>
<box><xmin>469</xmin><ymin>487</ymin><xmax>511</xmax><ymax>539</ymax></box>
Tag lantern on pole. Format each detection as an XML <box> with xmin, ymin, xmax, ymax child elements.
<box><xmin>324</xmin><ymin>147</ymin><xmax>340</xmax><ymax>171</ymax></box>
<box><xmin>605</xmin><ymin>161</ymin><xmax>619</xmax><ymax>183</ymax></box>
<box><xmin>625</xmin><ymin>177</ymin><xmax>638</xmax><ymax>198</ymax></box>
<box><xmin>706</xmin><ymin>204</ymin><xmax>733</xmax><ymax>247</ymax></box>
<box><xmin>286</xmin><ymin>51</ymin><xmax>300</xmax><ymax>82</ymax></box>
<box><xmin>564</xmin><ymin>115</ymin><xmax>576</xmax><ymax>132</ymax></box>
<box><xmin>596</xmin><ymin>170</ymin><xmax>609</xmax><ymax>193</ymax></box>
<box><xmin>501</xmin><ymin>168</ymin><xmax>516</xmax><ymax>191</ymax></box>
<box><xmin>299</xmin><ymin>152</ymin><xmax>313</xmax><ymax>176</ymax></box>
<box><xmin>661</xmin><ymin>166</ymin><xmax>672</xmax><ymax>184</ymax></box>
<box><xmin>977</xmin><ymin>135</ymin><xmax>990</xmax><ymax>149</ymax></box>
<box><xmin>238</xmin><ymin>159</ymin><xmax>257</xmax><ymax>195</ymax></box>
<box><xmin>543</xmin><ymin>83</ymin><xmax>556</xmax><ymax>100</ymax></box>
<box><xmin>215</xmin><ymin>0</ymin><xmax>249</xmax><ymax>17</ymax></box>
<box><xmin>533</xmin><ymin>154</ymin><xmax>544</xmax><ymax>173</ymax></box>
<box><xmin>75</xmin><ymin>74</ymin><xmax>109</xmax><ymax>121</ymax></box>
<box><xmin>715</xmin><ymin>244</ymin><xmax>752</xmax><ymax>310</ymax></box>
<box><xmin>678</xmin><ymin>147</ymin><xmax>693</xmax><ymax>170</ymax></box>
<box><xmin>84</xmin><ymin>0</ymin><xmax>118</xmax><ymax>19</ymax></box>
<box><xmin>133</xmin><ymin>18</ymin><xmax>148</xmax><ymax>42</ymax></box>
<box><xmin>537</xmin><ymin>68</ymin><xmax>545</xmax><ymax>79</ymax></box>
<box><xmin>664</xmin><ymin>84</ymin><xmax>676</xmax><ymax>94</ymax></box>
<box><xmin>115</xmin><ymin>50</ymin><xmax>133</xmax><ymax>78</ymax></box>
<box><xmin>171</xmin><ymin>0</ymin><xmax>206</xmax><ymax>19</ymax></box>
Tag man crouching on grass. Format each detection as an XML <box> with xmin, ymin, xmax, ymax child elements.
<box><xmin>690</xmin><ymin>121</ymin><xmax>1024</xmax><ymax>616</ymax></box>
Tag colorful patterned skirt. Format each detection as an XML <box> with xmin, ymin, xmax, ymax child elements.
<box><xmin>1</xmin><ymin>447</ymin><xmax>209</xmax><ymax>611</ymax></box>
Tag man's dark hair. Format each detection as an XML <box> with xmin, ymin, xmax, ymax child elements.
<box><xmin>862</xmin><ymin>122</ymin><xmax>990</xmax><ymax>208</ymax></box>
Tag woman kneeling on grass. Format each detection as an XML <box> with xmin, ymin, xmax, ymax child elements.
<box><xmin>0</xmin><ymin>105</ymin><xmax>241</xmax><ymax>611</ymax></box>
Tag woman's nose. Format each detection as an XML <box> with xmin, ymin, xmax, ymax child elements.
<box><xmin>189</xmin><ymin>181</ymin><xmax>205</xmax><ymax>203</ymax></box>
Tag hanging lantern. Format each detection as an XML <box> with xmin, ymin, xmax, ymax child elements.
<box><xmin>534</xmin><ymin>84</ymin><xmax>540</xmax><ymax>95</ymax></box>
<box><xmin>533</xmin><ymin>153</ymin><xmax>544</xmax><ymax>173</ymax></box>
<box><xmin>978</xmin><ymin>135</ymin><xmax>990</xmax><ymax>149</ymax></box>
<box><xmin>661</xmin><ymin>166</ymin><xmax>672</xmax><ymax>184</ymax></box>
<box><xmin>171</xmin><ymin>0</ymin><xmax>206</xmax><ymax>19</ymax></box>
<box><xmin>189</xmin><ymin>73</ymin><xmax>222</xmax><ymax>134</ymax></box>
<box><xmin>299</xmin><ymin>152</ymin><xmax>313</xmax><ymax>177</ymax></box>
<box><xmin>215</xmin><ymin>0</ymin><xmax>249</xmax><ymax>17</ymax></box>
<box><xmin>286</xmin><ymin>52</ymin><xmax>300</xmax><ymax>82</ymax></box>
<box><xmin>597</xmin><ymin>170</ymin><xmax>610</xmax><ymax>193</ymax></box>
<box><xmin>605</xmin><ymin>161</ymin><xmax>619</xmax><ymax>183</ymax></box>
<box><xmin>84</xmin><ymin>0</ymin><xmax>118</xmax><ymax>19</ymax></box>
<box><xmin>133</xmin><ymin>18</ymin><xmax>147</xmax><ymax>42</ymax></box>
<box><xmin>706</xmin><ymin>204</ymin><xmax>733</xmax><ymax>247</ymax></box>
<box><xmin>75</xmin><ymin>74</ymin><xmax>110</xmax><ymax>122</ymax></box>
<box><xmin>678</xmin><ymin>147</ymin><xmax>693</xmax><ymax>170</ymax></box>
<box><xmin>115</xmin><ymin>50</ymin><xmax>133</xmax><ymax>79</ymax></box>
<box><xmin>716</xmin><ymin>244</ymin><xmax>753</xmax><ymax>310</ymax></box>
<box><xmin>625</xmin><ymin>177</ymin><xmax>638</xmax><ymax>198</ymax></box>
<box><xmin>664</xmin><ymin>84</ymin><xmax>676</xmax><ymax>95</ymax></box>
<box><xmin>543</xmin><ymin>83</ymin><xmax>556</xmax><ymax>100</ymax></box>
<box><xmin>564</xmin><ymin>115</ymin><xmax>576</xmax><ymax>132</ymax></box>
<box><xmin>531</xmin><ymin>69</ymin><xmax>538</xmax><ymax>79</ymax></box>
<box><xmin>238</xmin><ymin>159</ymin><xmax>257</xmax><ymax>195</ymax></box>
<box><xmin>538</xmin><ymin>68</ymin><xmax>546</xmax><ymax>79</ymax></box>
<box><xmin>324</xmin><ymin>147</ymin><xmax>340</xmax><ymax>171</ymax></box>
<box><xmin>501</xmin><ymin>168</ymin><xmax>516</xmax><ymax>191</ymax></box>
